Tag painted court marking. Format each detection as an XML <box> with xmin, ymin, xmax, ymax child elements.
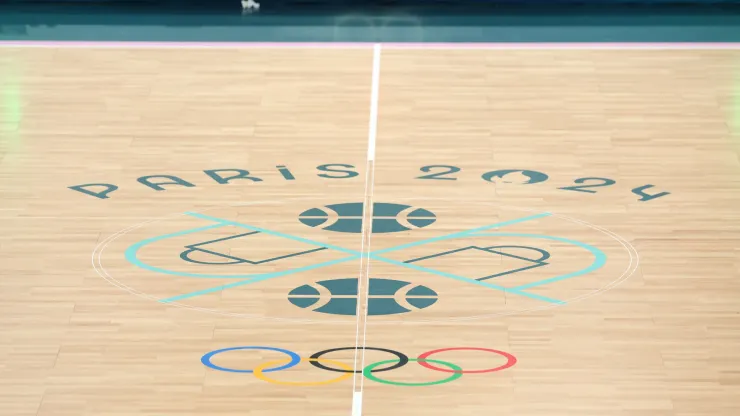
<box><xmin>352</xmin><ymin>42</ymin><xmax>382</xmax><ymax>416</ymax></box>
<box><xmin>124</xmin><ymin>211</ymin><xmax>562</xmax><ymax>303</ymax></box>
<box><xmin>92</xmin><ymin>201</ymin><xmax>638</xmax><ymax>323</ymax></box>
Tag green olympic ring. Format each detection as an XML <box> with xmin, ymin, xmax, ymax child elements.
<box><xmin>363</xmin><ymin>358</ymin><xmax>463</xmax><ymax>386</ymax></box>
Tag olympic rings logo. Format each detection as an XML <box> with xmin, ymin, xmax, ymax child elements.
<box><xmin>201</xmin><ymin>346</ymin><xmax>517</xmax><ymax>387</ymax></box>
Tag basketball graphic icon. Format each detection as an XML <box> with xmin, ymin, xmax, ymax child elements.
<box><xmin>288</xmin><ymin>278</ymin><xmax>438</xmax><ymax>316</ymax></box>
<box><xmin>298</xmin><ymin>202</ymin><xmax>436</xmax><ymax>233</ymax></box>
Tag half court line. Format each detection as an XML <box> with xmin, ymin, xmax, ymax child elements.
<box><xmin>352</xmin><ymin>42</ymin><xmax>381</xmax><ymax>416</ymax></box>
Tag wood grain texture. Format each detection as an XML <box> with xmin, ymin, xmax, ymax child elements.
<box><xmin>0</xmin><ymin>47</ymin><xmax>738</xmax><ymax>416</ymax></box>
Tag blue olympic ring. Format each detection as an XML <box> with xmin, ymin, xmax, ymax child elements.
<box><xmin>201</xmin><ymin>346</ymin><xmax>301</xmax><ymax>373</ymax></box>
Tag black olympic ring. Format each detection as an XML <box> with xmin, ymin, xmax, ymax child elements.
<box><xmin>309</xmin><ymin>346</ymin><xmax>409</xmax><ymax>374</ymax></box>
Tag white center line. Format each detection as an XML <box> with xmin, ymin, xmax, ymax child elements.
<box><xmin>366</xmin><ymin>43</ymin><xmax>380</xmax><ymax>163</ymax></box>
<box><xmin>351</xmin><ymin>42</ymin><xmax>381</xmax><ymax>416</ymax></box>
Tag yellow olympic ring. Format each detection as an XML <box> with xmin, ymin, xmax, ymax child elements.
<box><xmin>253</xmin><ymin>357</ymin><xmax>352</xmax><ymax>386</ymax></box>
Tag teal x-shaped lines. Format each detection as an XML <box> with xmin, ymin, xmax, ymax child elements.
<box><xmin>124</xmin><ymin>211</ymin><xmax>604</xmax><ymax>306</ymax></box>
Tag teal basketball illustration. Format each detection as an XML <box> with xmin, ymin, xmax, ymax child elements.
<box><xmin>298</xmin><ymin>202</ymin><xmax>436</xmax><ymax>233</ymax></box>
<box><xmin>288</xmin><ymin>278</ymin><xmax>438</xmax><ymax>316</ymax></box>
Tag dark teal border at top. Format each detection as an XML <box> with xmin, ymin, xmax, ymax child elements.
<box><xmin>1</xmin><ymin>4</ymin><xmax>740</xmax><ymax>43</ymax></box>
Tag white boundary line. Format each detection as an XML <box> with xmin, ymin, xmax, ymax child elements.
<box><xmin>366</xmin><ymin>43</ymin><xmax>381</xmax><ymax>162</ymax></box>
<box><xmin>0</xmin><ymin>41</ymin><xmax>739</xmax><ymax>50</ymax></box>
<box><xmin>350</xmin><ymin>42</ymin><xmax>381</xmax><ymax>416</ymax></box>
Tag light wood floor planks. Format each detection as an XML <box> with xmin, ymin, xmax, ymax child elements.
<box><xmin>0</xmin><ymin>46</ymin><xmax>738</xmax><ymax>416</ymax></box>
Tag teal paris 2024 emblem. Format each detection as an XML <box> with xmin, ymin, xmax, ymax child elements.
<box><xmin>298</xmin><ymin>202</ymin><xmax>436</xmax><ymax>233</ymax></box>
<box><xmin>288</xmin><ymin>278</ymin><xmax>438</xmax><ymax>316</ymax></box>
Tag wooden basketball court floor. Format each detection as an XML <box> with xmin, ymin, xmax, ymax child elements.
<box><xmin>1</xmin><ymin>45</ymin><xmax>739</xmax><ymax>416</ymax></box>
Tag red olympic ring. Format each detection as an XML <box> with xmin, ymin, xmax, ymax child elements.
<box><xmin>417</xmin><ymin>347</ymin><xmax>517</xmax><ymax>374</ymax></box>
